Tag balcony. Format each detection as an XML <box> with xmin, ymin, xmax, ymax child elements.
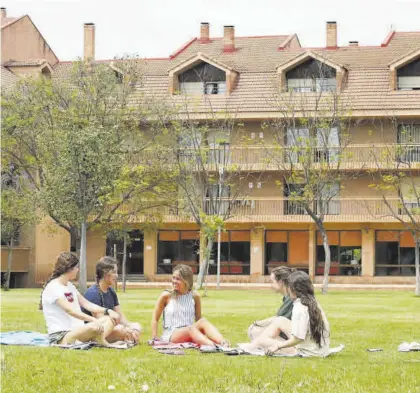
<box><xmin>119</xmin><ymin>198</ymin><xmax>420</xmax><ymax>223</ymax></box>
<box><xmin>141</xmin><ymin>144</ymin><xmax>420</xmax><ymax>171</ymax></box>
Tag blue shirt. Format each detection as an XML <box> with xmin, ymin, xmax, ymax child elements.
<box><xmin>83</xmin><ymin>284</ymin><xmax>119</xmax><ymax>316</ymax></box>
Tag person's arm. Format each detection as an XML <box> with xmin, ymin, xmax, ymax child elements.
<box><xmin>253</xmin><ymin>316</ymin><xmax>276</xmax><ymax>327</ymax></box>
<box><xmin>151</xmin><ymin>292</ymin><xmax>169</xmax><ymax>339</ymax></box>
<box><xmin>56</xmin><ymin>297</ymin><xmax>97</xmax><ymax>323</ymax></box>
<box><xmin>77</xmin><ymin>292</ymin><xmax>120</xmax><ymax>324</ymax></box>
<box><xmin>114</xmin><ymin>305</ymin><xmax>130</xmax><ymax>326</ymax></box>
<box><xmin>193</xmin><ymin>292</ymin><xmax>202</xmax><ymax>321</ymax></box>
<box><xmin>266</xmin><ymin>335</ymin><xmax>303</xmax><ymax>355</ymax></box>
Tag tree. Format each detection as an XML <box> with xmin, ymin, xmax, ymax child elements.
<box><xmin>263</xmin><ymin>57</ymin><xmax>357</xmax><ymax>294</ymax></box>
<box><xmin>1</xmin><ymin>165</ymin><xmax>36</xmax><ymax>290</ymax></box>
<box><xmin>368</xmin><ymin>120</ymin><xmax>420</xmax><ymax>296</ymax></box>
<box><xmin>155</xmin><ymin>98</ymin><xmax>258</xmax><ymax>289</ymax></box>
<box><xmin>1</xmin><ymin>58</ymin><xmax>172</xmax><ymax>292</ymax></box>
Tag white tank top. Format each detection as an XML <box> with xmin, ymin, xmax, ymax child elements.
<box><xmin>163</xmin><ymin>291</ymin><xmax>195</xmax><ymax>330</ymax></box>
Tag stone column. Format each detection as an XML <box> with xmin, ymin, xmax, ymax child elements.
<box><xmin>250</xmin><ymin>227</ymin><xmax>264</xmax><ymax>282</ymax></box>
<box><xmin>362</xmin><ymin>228</ymin><xmax>375</xmax><ymax>277</ymax></box>
<box><xmin>143</xmin><ymin>229</ymin><xmax>157</xmax><ymax>279</ymax></box>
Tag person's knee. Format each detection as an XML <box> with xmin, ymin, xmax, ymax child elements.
<box><xmin>272</xmin><ymin>316</ymin><xmax>288</xmax><ymax>327</ymax></box>
<box><xmin>131</xmin><ymin>322</ymin><xmax>142</xmax><ymax>332</ymax></box>
<box><xmin>195</xmin><ymin>317</ymin><xmax>208</xmax><ymax>328</ymax></box>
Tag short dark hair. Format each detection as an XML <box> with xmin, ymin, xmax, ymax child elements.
<box><xmin>96</xmin><ymin>256</ymin><xmax>118</xmax><ymax>283</ymax></box>
<box><xmin>270</xmin><ymin>266</ymin><xmax>296</xmax><ymax>286</ymax></box>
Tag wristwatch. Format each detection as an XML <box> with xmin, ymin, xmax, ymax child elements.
<box><xmin>104</xmin><ymin>308</ymin><xmax>110</xmax><ymax>315</ymax></box>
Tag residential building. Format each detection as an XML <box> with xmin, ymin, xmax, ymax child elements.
<box><xmin>1</xmin><ymin>8</ymin><xmax>419</xmax><ymax>287</ymax></box>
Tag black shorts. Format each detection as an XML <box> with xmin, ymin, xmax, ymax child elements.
<box><xmin>279</xmin><ymin>331</ymin><xmax>289</xmax><ymax>340</ymax></box>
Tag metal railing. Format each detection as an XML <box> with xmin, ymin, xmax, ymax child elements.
<box><xmin>139</xmin><ymin>144</ymin><xmax>420</xmax><ymax>170</ymax></box>
<box><xmin>116</xmin><ymin>198</ymin><xmax>420</xmax><ymax>223</ymax></box>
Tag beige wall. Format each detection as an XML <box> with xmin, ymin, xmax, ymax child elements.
<box><xmin>341</xmin><ymin>176</ymin><xmax>398</xmax><ymax>198</ymax></box>
<box><xmin>1</xmin><ymin>17</ymin><xmax>58</xmax><ymax>65</ymax></box>
<box><xmin>348</xmin><ymin>120</ymin><xmax>396</xmax><ymax>145</ymax></box>
<box><xmin>1</xmin><ymin>247</ymin><xmax>30</xmax><ymax>272</ymax></box>
<box><xmin>86</xmin><ymin>230</ymin><xmax>107</xmax><ymax>280</ymax></box>
<box><xmin>144</xmin><ymin>229</ymin><xmax>158</xmax><ymax>279</ymax></box>
<box><xmin>35</xmin><ymin>218</ymin><xmax>70</xmax><ymax>283</ymax></box>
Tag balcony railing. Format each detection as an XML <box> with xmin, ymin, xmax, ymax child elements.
<box><xmin>140</xmin><ymin>144</ymin><xmax>420</xmax><ymax>170</ymax></box>
<box><xmin>118</xmin><ymin>198</ymin><xmax>420</xmax><ymax>223</ymax></box>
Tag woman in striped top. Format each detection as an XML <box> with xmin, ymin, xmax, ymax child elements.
<box><xmin>151</xmin><ymin>264</ymin><xmax>229</xmax><ymax>346</ymax></box>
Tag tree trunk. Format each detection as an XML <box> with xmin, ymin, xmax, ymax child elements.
<box><xmin>320</xmin><ymin>227</ymin><xmax>331</xmax><ymax>295</ymax></box>
<box><xmin>78</xmin><ymin>221</ymin><xmax>87</xmax><ymax>293</ymax></box>
<box><xmin>217</xmin><ymin>226</ymin><xmax>221</xmax><ymax>289</ymax></box>
<box><xmin>415</xmin><ymin>234</ymin><xmax>420</xmax><ymax>297</ymax></box>
<box><xmin>122</xmin><ymin>232</ymin><xmax>127</xmax><ymax>293</ymax></box>
<box><xmin>196</xmin><ymin>237</ymin><xmax>214</xmax><ymax>289</ymax></box>
<box><xmin>3</xmin><ymin>238</ymin><xmax>15</xmax><ymax>291</ymax></box>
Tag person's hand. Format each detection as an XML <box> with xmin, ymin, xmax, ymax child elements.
<box><xmin>108</xmin><ymin>310</ymin><xmax>121</xmax><ymax>325</ymax></box>
<box><xmin>126</xmin><ymin>328</ymin><xmax>140</xmax><ymax>343</ymax></box>
<box><xmin>92</xmin><ymin>322</ymin><xmax>105</xmax><ymax>335</ymax></box>
<box><xmin>266</xmin><ymin>343</ymin><xmax>281</xmax><ymax>356</ymax></box>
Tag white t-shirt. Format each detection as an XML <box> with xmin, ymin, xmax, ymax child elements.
<box><xmin>291</xmin><ymin>298</ymin><xmax>330</xmax><ymax>357</ymax></box>
<box><xmin>42</xmin><ymin>279</ymin><xmax>84</xmax><ymax>335</ymax></box>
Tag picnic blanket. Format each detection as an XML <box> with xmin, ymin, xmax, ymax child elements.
<box><xmin>200</xmin><ymin>343</ymin><xmax>345</xmax><ymax>357</ymax></box>
<box><xmin>148</xmin><ymin>339</ymin><xmax>200</xmax><ymax>355</ymax></box>
<box><xmin>0</xmin><ymin>331</ymin><xmax>133</xmax><ymax>350</ymax></box>
<box><xmin>0</xmin><ymin>331</ymin><xmax>49</xmax><ymax>347</ymax></box>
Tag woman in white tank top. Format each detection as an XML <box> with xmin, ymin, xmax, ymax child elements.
<box><xmin>151</xmin><ymin>264</ymin><xmax>230</xmax><ymax>346</ymax></box>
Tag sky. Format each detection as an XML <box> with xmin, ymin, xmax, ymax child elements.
<box><xmin>3</xmin><ymin>0</ymin><xmax>420</xmax><ymax>61</ymax></box>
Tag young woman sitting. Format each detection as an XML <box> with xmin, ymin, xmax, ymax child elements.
<box><xmin>248</xmin><ymin>266</ymin><xmax>295</xmax><ymax>341</ymax></box>
<box><xmin>151</xmin><ymin>264</ymin><xmax>230</xmax><ymax>346</ymax></box>
<box><xmin>40</xmin><ymin>252</ymin><xmax>122</xmax><ymax>347</ymax></box>
<box><xmin>241</xmin><ymin>270</ymin><xmax>330</xmax><ymax>357</ymax></box>
<box><xmin>83</xmin><ymin>256</ymin><xmax>142</xmax><ymax>344</ymax></box>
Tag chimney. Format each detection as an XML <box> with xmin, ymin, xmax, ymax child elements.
<box><xmin>1</xmin><ymin>7</ymin><xmax>6</xmax><ymax>20</ymax></box>
<box><xmin>223</xmin><ymin>25</ymin><xmax>235</xmax><ymax>53</ymax></box>
<box><xmin>349</xmin><ymin>41</ymin><xmax>359</xmax><ymax>47</ymax></box>
<box><xmin>200</xmin><ymin>22</ymin><xmax>210</xmax><ymax>43</ymax></box>
<box><xmin>326</xmin><ymin>21</ymin><xmax>337</xmax><ymax>49</ymax></box>
<box><xmin>83</xmin><ymin>23</ymin><xmax>95</xmax><ymax>61</ymax></box>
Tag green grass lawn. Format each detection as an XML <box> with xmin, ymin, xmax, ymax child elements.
<box><xmin>1</xmin><ymin>289</ymin><xmax>420</xmax><ymax>393</ymax></box>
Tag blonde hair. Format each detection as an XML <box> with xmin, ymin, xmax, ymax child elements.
<box><xmin>173</xmin><ymin>264</ymin><xmax>194</xmax><ymax>292</ymax></box>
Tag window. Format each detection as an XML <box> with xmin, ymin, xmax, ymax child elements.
<box><xmin>285</xmin><ymin>127</ymin><xmax>310</xmax><ymax>163</ymax></box>
<box><xmin>397</xmin><ymin>58</ymin><xmax>420</xmax><ymax>90</ymax></box>
<box><xmin>375</xmin><ymin>231</ymin><xmax>416</xmax><ymax>276</ymax></box>
<box><xmin>206</xmin><ymin>129</ymin><xmax>231</xmax><ymax>166</ymax></box>
<box><xmin>315</xmin><ymin>182</ymin><xmax>340</xmax><ymax>215</ymax></box>
<box><xmin>284</xmin><ymin>183</ymin><xmax>306</xmax><ymax>215</ymax></box>
<box><xmin>265</xmin><ymin>231</ymin><xmax>288</xmax><ymax>274</ymax></box>
<box><xmin>179</xmin><ymin>62</ymin><xmax>226</xmax><ymax>95</ymax></box>
<box><xmin>315</xmin><ymin>127</ymin><xmax>340</xmax><ymax>163</ymax></box>
<box><xmin>209</xmin><ymin>231</ymin><xmax>250</xmax><ymax>275</ymax></box>
<box><xmin>157</xmin><ymin>231</ymin><xmax>200</xmax><ymax>274</ymax></box>
<box><xmin>397</xmin><ymin>124</ymin><xmax>420</xmax><ymax>163</ymax></box>
<box><xmin>316</xmin><ymin>231</ymin><xmax>362</xmax><ymax>276</ymax></box>
<box><xmin>286</xmin><ymin>59</ymin><xmax>337</xmax><ymax>93</ymax></box>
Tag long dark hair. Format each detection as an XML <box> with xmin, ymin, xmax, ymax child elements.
<box><xmin>288</xmin><ymin>271</ymin><xmax>327</xmax><ymax>347</ymax></box>
<box><xmin>95</xmin><ymin>256</ymin><xmax>118</xmax><ymax>306</ymax></box>
<box><xmin>39</xmin><ymin>252</ymin><xmax>79</xmax><ymax>310</ymax></box>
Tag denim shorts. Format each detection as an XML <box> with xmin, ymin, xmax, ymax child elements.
<box><xmin>49</xmin><ymin>330</ymin><xmax>69</xmax><ymax>345</ymax></box>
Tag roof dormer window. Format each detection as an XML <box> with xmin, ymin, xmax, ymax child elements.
<box><xmin>286</xmin><ymin>59</ymin><xmax>337</xmax><ymax>93</ymax></box>
<box><xmin>179</xmin><ymin>61</ymin><xmax>226</xmax><ymax>95</ymax></box>
<box><xmin>397</xmin><ymin>57</ymin><xmax>420</xmax><ymax>90</ymax></box>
